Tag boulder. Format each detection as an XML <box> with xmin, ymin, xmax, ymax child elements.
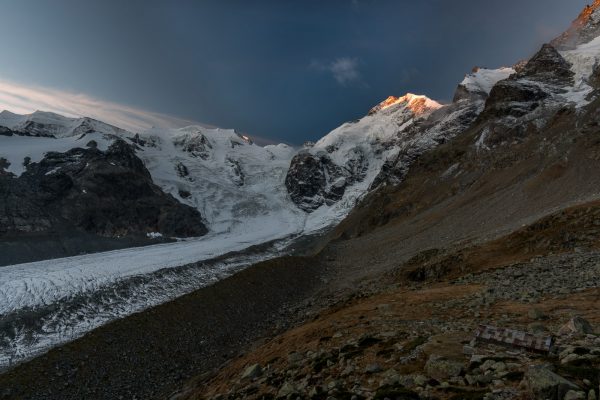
<box><xmin>564</xmin><ymin>390</ymin><xmax>587</xmax><ymax>400</ymax></box>
<box><xmin>589</xmin><ymin>389</ymin><xmax>597</xmax><ymax>400</ymax></box>
<box><xmin>365</xmin><ymin>363</ymin><xmax>383</xmax><ymax>374</ymax></box>
<box><xmin>558</xmin><ymin>317</ymin><xmax>594</xmax><ymax>337</ymax></box>
<box><xmin>241</xmin><ymin>364</ymin><xmax>263</xmax><ymax>380</ymax></box>
<box><xmin>287</xmin><ymin>352</ymin><xmax>303</xmax><ymax>364</ymax></box>
<box><xmin>277</xmin><ymin>382</ymin><xmax>297</xmax><ymax>399</ymax></box>
<box><xmin>522</xmin><ymin>364</ymin><xmax>579</xmax><ymax>400</ymax></box>
<box><xmin>425</xmin><ymin>355</ymin><xmax>464</xmax><ymax>380</ymax></box>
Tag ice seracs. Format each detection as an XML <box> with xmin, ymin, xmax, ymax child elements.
<box><xmin>135</xmin><ymin>125</ymin><xmax>302</xmax><ymax>235</ymax></box>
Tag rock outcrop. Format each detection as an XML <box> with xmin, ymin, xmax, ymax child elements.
<box><xmin>0</xmin><ymin>139</ymin><xmax>207</xmax><ymax>241</ymax></box>
<box><xmin>483</xmin><ymin>44</ymin><xmax>574</xmax><ymax>120</ymax></box>
<box><xmin>285</xmin><ymin>151</ymin><xmax>366</xmax><ymax>212</ymax></box>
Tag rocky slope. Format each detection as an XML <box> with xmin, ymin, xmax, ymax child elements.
<box><xmin>182</xmin><ymin>244</ymin><xmax>600</xmax><ymax>400</ymax></box>
<box><xmin>552</xmin><ymin>0</ymin><xmax>600</xmax><ymax>50</ymax></box>
<box><xmin>168</xmin><ymin>2</ymin><xmax>600</xmax><ymax>400</ymax></box>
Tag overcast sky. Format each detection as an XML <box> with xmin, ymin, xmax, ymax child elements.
<box><xmin>0</xmin><ymin>0</ymin><xmax>590</xmax><ymax>144</ymax></box>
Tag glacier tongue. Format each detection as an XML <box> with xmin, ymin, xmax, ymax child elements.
<box><xmin>0</xmin><ymin>232</ymin><xmax>299</xmax><ymax>369</ymax></box>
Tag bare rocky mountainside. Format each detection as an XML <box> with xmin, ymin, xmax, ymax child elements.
<box><xmin>171</xmin><ymin>2</ymin><xmax>600</xmax><ymax>400</ymax></box>
<box><xmin>0</xmin><ymin>134</ymin><xmax>207</xmax><ymax>265</ymax></box>
<box><xmin>4</xmin><ymin>2</ymin><xmax>600</xmax><ymax>400</ymax></box>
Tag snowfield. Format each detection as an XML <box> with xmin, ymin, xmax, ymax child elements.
<box><xmin>0</xmin><ymin>110</ymin><xmax>128</xmax><ymax>138</ymax></box>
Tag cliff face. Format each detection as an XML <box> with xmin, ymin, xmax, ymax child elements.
<box><xmin>0</xmin><ymin>139</ymin><xmax>207</xmax><ymax>263</ymax></box>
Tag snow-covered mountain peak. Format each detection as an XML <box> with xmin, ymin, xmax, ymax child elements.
<box><xmin>316</xmin><ymin>93</ymin><xmax>441</xmax><ymax>153</ymax></box>
<box><xmin>142</xmin><ymin>125</ymin><xmax>267</xmax><ymax>162</ymax></box>
<box><xmin>0</xmin><ymin>110</ymin><xmax>22</xmax><ymax>128</ymax></box>
<box><xmin>284</xmin><ymin>90</ymin><xmax>467</xmax><ymax>213</ymax></box>
<box><xmin>577</xmin><ymin>0</ymin><xmax>600</xmax><ymax>27</ymax></box>
<box><xmin>0</xmin><ymin>110</ymin><xmax>19</xmax><ymax>118</ymax></box>
<box><xmin>0</xmin><ymin>110</ymin><xmax>129</xmax><ymax>138</ymax></box>
<box><xmin>368</xmin><ymin>93</ymin><xmax>442</xmax><ymax>116</ymax></box>
<box><xmin>552</xmin><ymin>0</ymin><xmax>600</xmax><ymax>50</ymax></box>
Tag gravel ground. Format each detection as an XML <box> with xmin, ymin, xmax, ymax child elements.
<box><xmin>0</xmin><ymin>256</ymin><xmax>328</xmax><ymax>400</ymax></box>
<box><xmin>182</xmin><ymin>248</ymin><xmax>600</xmax><ymax>400</ymax></box>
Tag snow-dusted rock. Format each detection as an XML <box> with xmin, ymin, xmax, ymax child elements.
<box><xmin>552</xmin><ymin>0</ymin><xmax>600</xmax><ymax>50</ymax></box>
<box><xmin>454</xmin><ymin>67</ymin><xmax>515</xmax><ymax>102</ymax></box>
<box><xmin>285</xmin><ymin>94</ymin><xmax>443</xmax><ymax>211</ymax></box>
<box><xmin>0</xmin><ymin>139</ymin><xmax>207</xmax><ymax>240</ymax></box>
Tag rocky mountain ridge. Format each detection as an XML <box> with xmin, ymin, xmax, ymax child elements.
<box><xmin>0</xmin><ymin>110</ymin><xmax>128</xmax><ymax>138</ymax></box>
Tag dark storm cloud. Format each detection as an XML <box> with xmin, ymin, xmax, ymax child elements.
<box><xmin>0</xmin><ymin>0</ymin><xmax>590</xmax><ymax>144</ymax></box>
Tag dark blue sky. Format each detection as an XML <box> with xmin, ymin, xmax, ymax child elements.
<box><xmin>0</xmin><ymin>0</ymin><xmax>590</xmax><ymax>144</ymax></box>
